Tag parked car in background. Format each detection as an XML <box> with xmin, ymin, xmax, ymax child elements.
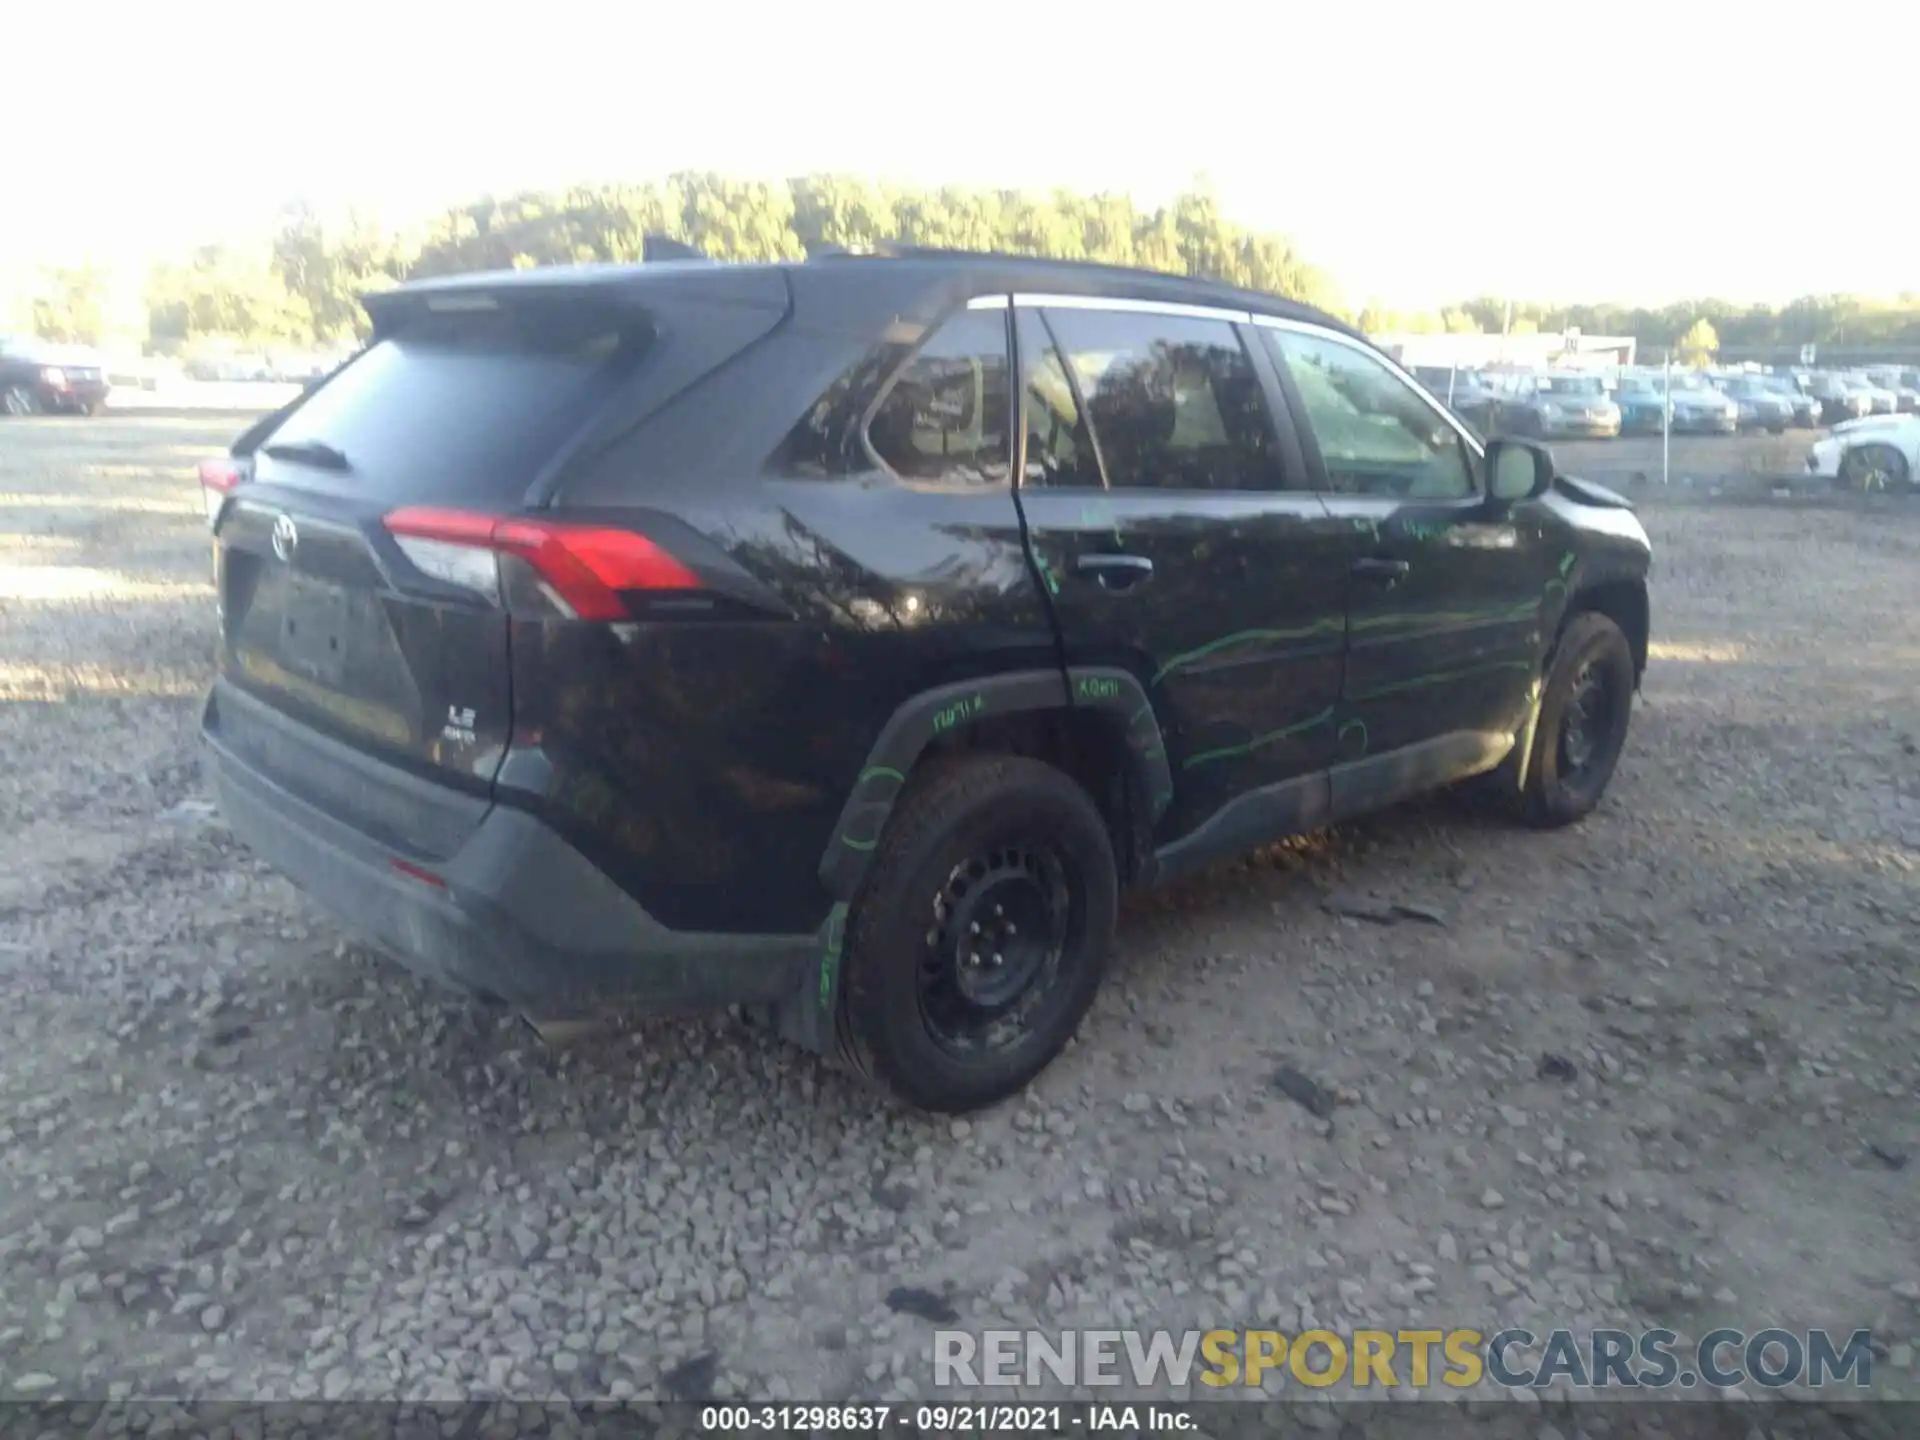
<box><xmin>1802</xmin><ymin>373</ymin><xmax>1870</xmax><ymax>425</ymax></box>
<box><xmin>1418</xmin><ymin>368</ymin><xmax>1521</xmax><ymax>433</ymax></box>
<box><xmin>0</xmin><ymin>336</ymin><xmax>111</xmax><ymax>417</ymax></box>
<box><xmin>1759</xmin><ymin>374</ymin><xmax>1823</xmax><ymax>429</ymax></box>
<box><xmin>1844</xmin><ymin>374</ymin><xmax>1900</xmax><ymax>416</ymax></box>
<box><xmin>1863</xmin><ymin>367</ymin><xmax>1920</xmax><ymax>413</ymax></box>
<box><xmin>1806</xmin><ymin>413</ymin><xmax>1920</xmax><ymax>491</ymax></box>
<box><xmin>1665</xmin><ymin>375</ymin><xmax>1740</xmax><ymax>434</ymax></box>
<box><xmin>1613</xmin><ymin>373</ymin><xmax>1673</xmax><ymax>434</ymax></box>
<box><xmin>1502</xmin><ymin>373</ymin><xmax>1621</xmax><ymax>439</ymax></box>
<box><xmin>1713</xmin><ymin>374</ymin><xmax>1795</xmax><ymax>433</ymax></box>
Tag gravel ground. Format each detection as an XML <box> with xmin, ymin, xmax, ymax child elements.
<box><xmin>2</xmin><ymin>416</ymin><xmax>1917</xmax><ymax>1409</ymax></box>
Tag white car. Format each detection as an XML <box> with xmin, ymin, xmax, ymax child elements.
<box><xmin>1806</xmin><ymin>414</ymin><xmax>1920</xmax><ymax>490</ymax></box>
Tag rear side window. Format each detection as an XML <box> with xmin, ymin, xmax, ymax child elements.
<box><xmin>262</xmin><ymin>304</ymin><xmax>647</xmax><ymax>503</ymax></box>
<box><xmin>1015</xmin><ymin>310</ymin><xmax>1102</xmax><ymax>488</ymax></box>
<box><xmin>864</xmin><ymin>310</ymin><xmax>1011</xmax><ymax>486</ymax></box>
<box><xmin>1037</xmin><ymin>308</ymin><xmax>1284</xmax><ymax>492</ymax></box>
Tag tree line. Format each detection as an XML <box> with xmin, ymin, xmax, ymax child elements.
<box><xmin>21</xmin><ymin>171</ymin><xmax>1920</xmax><ymax>359</ymax></box>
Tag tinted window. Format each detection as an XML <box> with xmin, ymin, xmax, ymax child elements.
<box><xmin>263</xmin><ymin>305</ymin><xmax>646</xmax><ymax>503</ymax></box>
<box><xmin>1016</xmin><ymin>310</ymin><xmax>1102</xmax><ymax>488</ymax></box>
<box><xmin>1270</xmin><ymin>329</ymin><xmax>1475</xmax><ymax>500</ymax></box>
<box><xmin>1038</xmin><ymin>308</ymin><xmax>1284</xmax><ymax>492</ymax></box>
<box><xmin>865</xmin><ymin>310</ymin><xmax>1011</xmax><ymax>486</ymax></box>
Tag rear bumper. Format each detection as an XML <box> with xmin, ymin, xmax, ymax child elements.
<box><xmin>202</xmin><ymin>682</ymin><xmax>814</xmax><ymax>1013</ymax></box>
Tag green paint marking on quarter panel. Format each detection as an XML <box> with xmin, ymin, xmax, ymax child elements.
<box><xmin>1337</xmin><ymin>717</ymin><xmax>1370</xmax><ymax>756</ymax></box>
<box><xmin>859</xmin><ymin>765</ymin><xmax>906</xmax><ymax>785</ymax></box>
<box><xmin>839</xmin><ymin>834</ymin><xmax>878</xmax><ymax>852</ymax></box>
<box><xmin>1181</xmin><ymin>706</ymin><xmax>1338</xmax><ymax>770</ymax></box>
<box><xmin>1559</xmin><ymin>550</ymin><xmax>1576</xmax><ymax>576</ymax></box>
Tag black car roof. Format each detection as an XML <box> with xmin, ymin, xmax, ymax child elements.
<box><xmin>376</xmin><ymin>250</ymin><xmax>1363</xmax><ymax>345</ymax></box>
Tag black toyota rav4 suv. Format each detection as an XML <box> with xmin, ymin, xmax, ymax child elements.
<box><xmin>199</xmin><ymin>249</ymin><xmax>1652</xmax><ymax>1113</ymax></box>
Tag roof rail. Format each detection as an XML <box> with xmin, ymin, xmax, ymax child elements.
<box><xmin>808</xmin><ymin>242</ymin><xmax>1024</xmax><ymax>263</ymax></box>
<box><xmin>642</xmin><ymin>235</ymin><xmax>709</xmax><ymax>263</ymax></box>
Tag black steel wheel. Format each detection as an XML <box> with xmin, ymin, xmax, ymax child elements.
<box><xmin>837</xmin><ymin>753</ymin><xmax>1116</xmax><ymax>1113</ymax></box>
<box><xmin>1506</xmin><ymin>612</ymin><xmax>1638</xmax><ymax>828</ymax></box>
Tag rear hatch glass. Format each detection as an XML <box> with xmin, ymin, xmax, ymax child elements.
<box><xmin>213</xmin><ymin>298</ymin><xmax>650</xmax><ymax>829</ymax></box>
<box><xmin>258</xmin><ymin>302</ymin><xmax>647</xmax><ymax>504</ymax></box>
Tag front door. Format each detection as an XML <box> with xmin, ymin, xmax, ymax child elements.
<box><xmin>1004</xmin><ymin>299</ymin><xmax>1352</xmax><ymax>856</ymax></box>
<box><xmin>1259</xmin><ymin>321</ymin><xmax>1560</xmax><ymax>813</ymax></box>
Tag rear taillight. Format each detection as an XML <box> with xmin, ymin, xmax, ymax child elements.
<box><xmin>382</xmin><ymin>507</ymin><xmax>701</xmax><ymax>619</ymax></box>
<box><xmin>198</xmin><ymin>458</ymin><xmax>245</xmax><ymax>529</ymax></box>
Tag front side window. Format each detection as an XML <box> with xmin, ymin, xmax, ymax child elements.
<box><xmin>1037</xmin><ymin>308</ymin><xmax>1285</xmax><ymax>492</ymax></box>
<box><xmin>1268</xmin><ymin>329</ymin><xmax>1476</xmax><ymax>500</ymax></box>
<box><xmin>864</xmin><ymin>310</ymin><xmax>1011</xmax><ymax>486</ymax></box>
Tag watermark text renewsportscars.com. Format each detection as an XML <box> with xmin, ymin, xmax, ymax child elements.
<box><xmin>934</xmin><ymin>1327</ymin><xmax>1875</xmax><ymax>1392</ymax></box>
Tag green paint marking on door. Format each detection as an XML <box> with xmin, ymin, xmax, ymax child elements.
<box><xmin>1033</xmin><ymin>551</ymin><xmax>1062</xmax><ymax>596</ymax></box>
<box><xmin>1559</xmin><ymin>550</ymin><xmax>1576</xmax><ymax>577</ymax></box>
<box><xmin>859</xmin><ymin>765</ymin><xmax>906</xmax><ymax>785</ymax></box>
<box><xmin>1182</xmin><ymin>706</ymin><xmax>1337</xmax><ymax>770</ymax></box>
<box><xmin>1349</xmin><ymin>599</ymin><xmax>1537</xmax><ymax>634</ymax></box>
<box><xmin>818</xmin><ymin>902</ymin><xmax>848</xmax><ymax>1011</ymax></box>
<box><xmin>1337</xmin><ymin>717</ymin><xmax>1370</xmax><ymax>756</ymax></box>
<box><xmin>1151</xmin><ymin>619</ymin><xmax>1345</xmax><ymax>685</ymax></box>
<box><xmin>839</xmin><ymin>834</ymin><xmax>878</xmax><ymax>852</ymax></box>
<box><xmin>1347</xmin><ymin>659</ymin><xmax>1534</xmax><ymax>703</ymax></box>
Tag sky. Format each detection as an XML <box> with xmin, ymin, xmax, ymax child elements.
<box><xmin>11</xmin><ymin>0</ymin><xmax>1917</xmax><ymax>311</ymax></box>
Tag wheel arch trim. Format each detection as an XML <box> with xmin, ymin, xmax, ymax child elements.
<box><xmin>817</xmin><ymin>667</ymin><xmax>1173</xmax><ymax>901</ymax></box>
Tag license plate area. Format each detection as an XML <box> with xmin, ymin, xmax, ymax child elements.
<box><xmin>278</xmin><ymin>574</ymin><xmax>356</xmax><ymax>684</ymax></box>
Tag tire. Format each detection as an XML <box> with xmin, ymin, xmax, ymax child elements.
<box><xmin>1837</xmin><ymin>443</ymin><xmax>1912</xmax><ymax>493</ymax></box>
<box><xmin>1500</xmin><ymin>612</ymin><xmax>1636</xmax><ymax>828</ymax></box>
<box><xmin>835</xmin><ymin>753</ymin><xmax>1117</xmax><ymax>1114</ymax></box>
<box><xmin>3</xmin><ymin>386</ymin><xmax>37</xmax><ymax>418</ymax></box>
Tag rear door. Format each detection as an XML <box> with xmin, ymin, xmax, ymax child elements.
<box><xmin>211</xmin><ymin>295</ymin><xmax>661</xmax><ymax>797</ymax></box>
<box><xmin>1258</xmin><ymin>319</ymin><xmax>1557</xmax><ymax>800</ymax></box>
<box><xmin>1008</xmin><ymin>297</ymin><xmax>1351</xmax><ymax>847</ymax></box>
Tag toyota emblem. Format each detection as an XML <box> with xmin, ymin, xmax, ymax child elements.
<box><xmin>271</xmin><ymin>514</ymin><xmax>299</xmax><ymax>563</ymax></box>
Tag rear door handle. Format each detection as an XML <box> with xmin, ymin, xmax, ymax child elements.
<box><xmin>1075</xmin><ymin>552</ymin><xmax>1154</xmax><ymax>590</ymax></box>
<box><xmin>1351</xmin><ymin>557</ymin><xmax>1411</xmax><ymax>582</ymax></box>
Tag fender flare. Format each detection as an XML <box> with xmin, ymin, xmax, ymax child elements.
<box><xmin>817</xmin><ymin>666</ymin><xmax>1173</xmax><ymax>901</ymax></box>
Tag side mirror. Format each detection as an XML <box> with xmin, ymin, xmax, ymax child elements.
<box><xmin>1485</xmin><ymin>437</ymin><xmax>1554</xmax><ymax>503</ymax></box>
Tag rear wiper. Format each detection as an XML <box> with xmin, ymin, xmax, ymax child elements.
<box><xmin>262</xmin><ymin>440</ymin><xmax>351</xmax><ymax>471</ymax></box>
